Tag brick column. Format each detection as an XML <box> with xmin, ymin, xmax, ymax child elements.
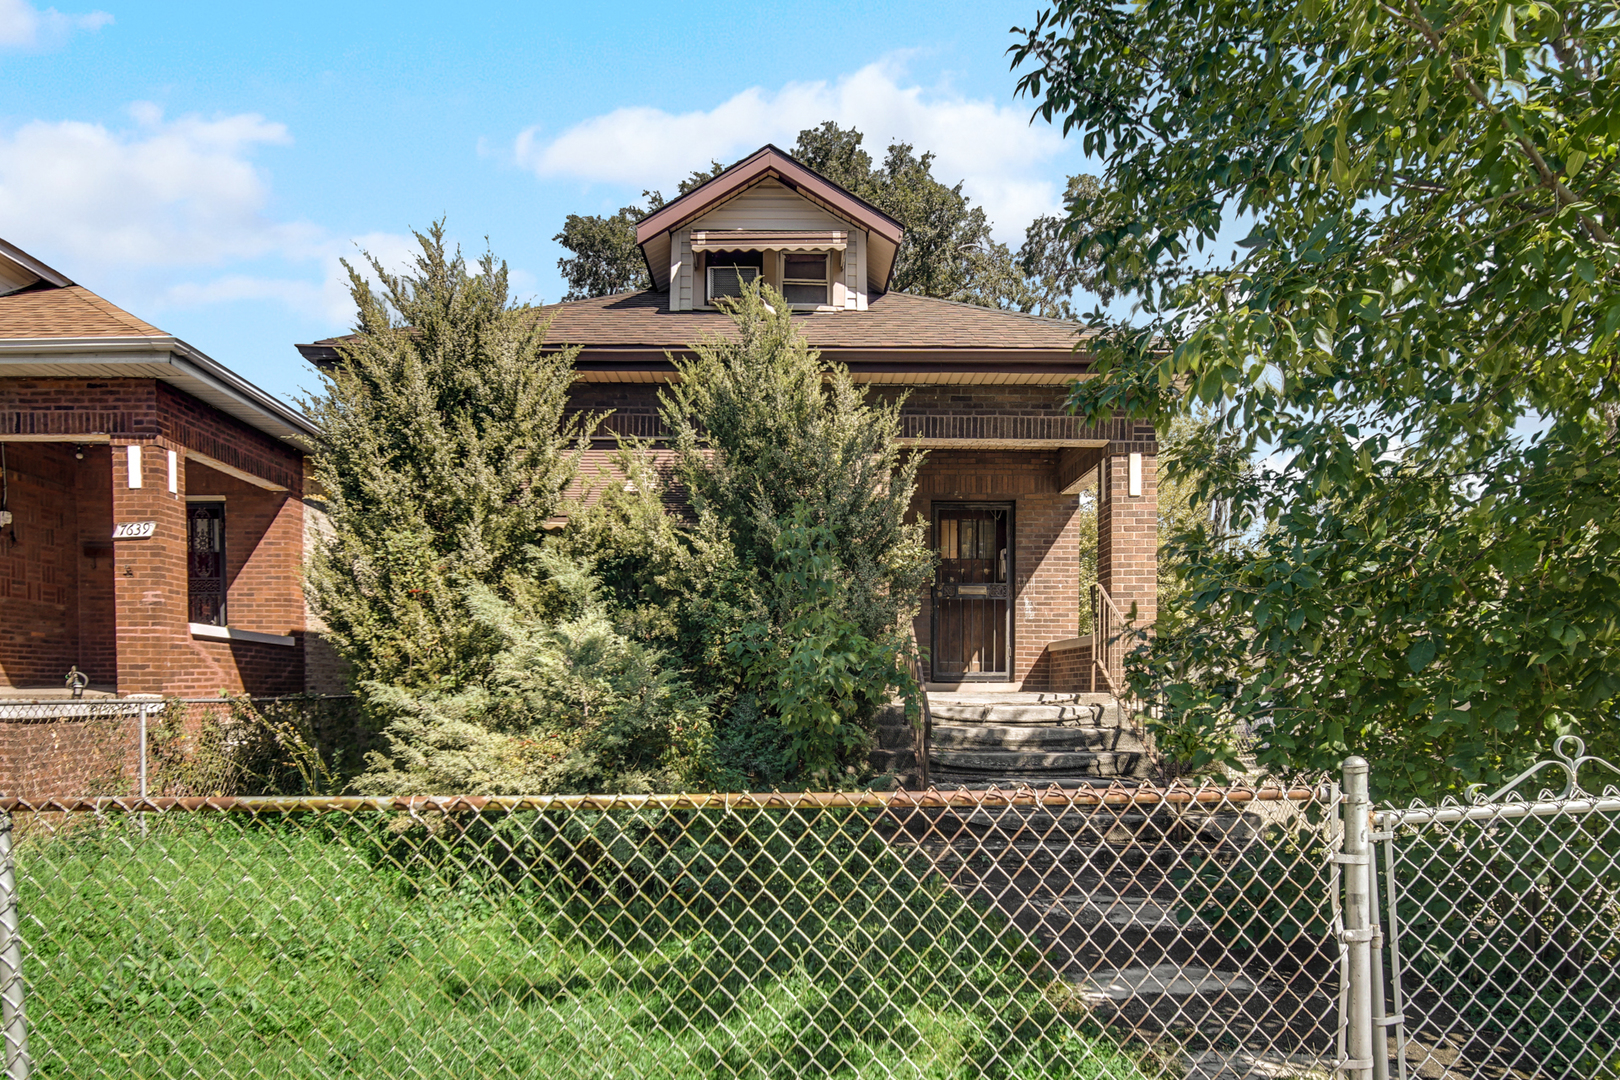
<box><xmin>110</xmin><ymin>438</ymin><xmax>188</xmax><ymax>695</ymax></box>
<box><xmin>1096</xmin><ymin>449</ymin><xmax>1158</xmax><ymax>628</ymax></box>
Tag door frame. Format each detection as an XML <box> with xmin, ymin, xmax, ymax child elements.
<box><xmin>929</xmin><ymin>500</ymin><xmax>1015</xmax><ymax>682</ymax></box>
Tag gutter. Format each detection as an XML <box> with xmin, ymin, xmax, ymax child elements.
<box><xmin>0</xmin><ymin>335</ymin><xmax>319</xmax><ymax>450</ymax></box>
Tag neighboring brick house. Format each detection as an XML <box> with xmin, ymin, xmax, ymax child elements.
<box><xmin>0</xmin><ymin>238</ymin><xmax>341</xmax><ymax>697</ymax></box>
<box><xmin>301</xmin><ymin>145</ymin><xmax>1159</xmax><ymax>692</ymax></box>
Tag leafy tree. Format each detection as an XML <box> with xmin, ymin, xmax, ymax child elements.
<box><xmin>1012</xmin><ymin>0</ymin><xmax>1620</xmax><ymax>799</ymax></box>
<box><xmin>554</xmin><ymin>207</ymin><xmax>649</xmax><ymax>300</ymax></box>
<box><xmin>554</xmin><ymin>123</ymin><xmax>1115</xmax><ymax>316</ymax></box>
<box><xmin>792</xmin><ymin>122</ymin><xmax>1031</xmax><ymax>308</ymax></box>
<box><xmin>553</xmin><ymin>162</ymin><xmax>728</xmax><ymax>300</ymax></box>
<box><xmin>306</xmin><ymin>223</ymin><xmax>588</xmax><ymax>690</ymax></box>
<box><xmin>1017</xmin><ymin>174</ymin><xmax>1121</xmax><ymax>318</ymax></box>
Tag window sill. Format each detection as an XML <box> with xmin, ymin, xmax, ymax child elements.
<box><xmin>189</xmin><ymin>623</ymin><xmax>296</xmax><ymax>648</ymax></box>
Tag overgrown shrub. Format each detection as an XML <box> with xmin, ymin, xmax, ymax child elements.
<box><xmin>358</xmin><ymin>553</ymin><xmax>712</xmax><ymax>796</ymax></box>
<box><xmin>305</xmin><ymin>223</ymin><xmax>588</xmax><ymax>690</ymax></box>
<box><xmin>651</xmin><ymin>283</ymin><xmax>933</xmax><ymax>785</ymax></box>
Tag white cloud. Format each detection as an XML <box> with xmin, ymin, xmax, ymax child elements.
<box><xmin>0</xmin><ymin>0</ymin><xmax>110</xmax><ymax>48</ymax></box>
<box><xmin>0</xmin><ymin>102</ymin><xmax>319</xmax><ymax>268</ymax></box>
<box><xmin>515</xmin><ymin>57</ymin><xmax>1072</xmax><ymax>240</ymax></box>
<box><xmin>164</xmin><ymin>232</ymin><xmax>425</xmax><ymax>325</ymax></box>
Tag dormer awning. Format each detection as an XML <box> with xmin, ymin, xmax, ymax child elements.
<box><xmin>690</xmin><ymin>229</ymin><xmax>847</xmax><ymax>252</ymax></box>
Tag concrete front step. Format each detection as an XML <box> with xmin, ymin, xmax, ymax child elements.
<box><xmin>1038</xmin><ymin>895</ymin><xmax>1208</xmax><ymax>932</ymax></box>
<box><xmin>929</xmin><ymin>700</ymin><xmax>1122</xmax><ymax>726</ymax></box>
<box><xmin>931</xmin><ymin>720</ymin><xmax>1145</xmax><ymax>753</ymax></box>
<box><xmin>1069</xmin><ymin>964</ymin><xmax>1258</xmax><ymax>1002</ymax></box>
<box><xmin>931</xmin><ymin>747</ymin><xmax>1147</xmax><ymax>778</ymax></box>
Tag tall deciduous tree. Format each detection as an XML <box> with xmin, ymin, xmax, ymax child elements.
<box><xmin>1013</xmin><ymin>0</ymin><xmax>1620</xmax><ymax>798</ymax></box>
<box><xmin>553</xmin><ymin>163</ymin><xmax>727</xmax><ymax>300</ymax></box>
<box><xmin>792</xmin><ymin>122</ymin><xmax>1031</xmax><ymax>308</ymax></box>
<box><xmin>554</xmin><ymin>124</ymin><xmax>1115</xmax><ymax>317</ymax></box>
<box><xmin>307</xmin><ymin>223</ymin><xmax>587</xmax><ymax>689</ymax></box>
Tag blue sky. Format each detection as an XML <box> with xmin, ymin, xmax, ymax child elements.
<box><xmin>1</xmin><ymin>0</ymin><xmax>1102</xmax><ymax>406</ymax></box>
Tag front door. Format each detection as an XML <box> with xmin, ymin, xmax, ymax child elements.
<box><xmin>930</xmin><ymin>503</ymin><xmax>1012</xmax><ymax>681</ymax></box>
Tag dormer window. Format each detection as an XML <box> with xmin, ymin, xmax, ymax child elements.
<box><xmin>782</xmin><ymin>254</ymin><xmax>830</xmax><ymax>307</ymax></box>
<box><xmin>706</xmin><ymin>250</ymin><xmax>763</xmax><ymax>301</ymax></box>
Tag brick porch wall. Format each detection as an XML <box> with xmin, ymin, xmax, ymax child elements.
<box><xmin>0</xmin><ymin>714</ymin><xmax>139</xmax><ymax>799</ymax></box>
<box><xmin>907</xmin><ymin>449</ymin><xmax>1081</xmax><ymax>686</ymax></box>
<box><xmin>1097</xmin><ymin>451</ymin><xmax>1158</xmax><ymax>627</ymax></box>
<box><xmin>1</xmin><ymin>378</ymin><xmax>308</xmax><ymax>696</ymax></box>
<box><xmin>0</xmin><ymin>443</ymin><xmax>119</xmax><ymax>689</ymax></box>
<box><xmin>1029</xmin><ymin>638</ymin><xmax>1095</xmax><ymax>694</ymax></box>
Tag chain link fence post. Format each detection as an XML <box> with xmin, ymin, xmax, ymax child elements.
<box><xmin>1340</xmin><ymin>756</ymin><xmax>1374</xmax><ymax>1080</ymax></box>
<box><xmin>0</xmin><ymin>812</ymin><xmax>30</xmax><ymax>1080</ymax></box>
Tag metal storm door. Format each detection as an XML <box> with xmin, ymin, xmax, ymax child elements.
<box><xmin>187</xmin><ymin>502</ymin><xmax>226</xmax><ymax>625</ymax></box>
<box><xmin>931</xmin><ymin>503</ymin><xmax>1011</xmax><ymax>680</ymax></box>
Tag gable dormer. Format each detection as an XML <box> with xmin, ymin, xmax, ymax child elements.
<box><xmin>635</xmin><ymin>145</ymin><xmax>903</xmax><ymax>312</ymax></box>
<box><xmin>0</xmin><ymin>238</ymin><xmax>73</xmax><ymax>297</ymax></box>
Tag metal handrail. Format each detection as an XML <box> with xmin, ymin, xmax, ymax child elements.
<box><xmin>905</xmin><ymin>632</ymin><xmax>933</xmax><ymax>789</ymax></box>
<box><xmin>1091</xmin><ymin>582</ymin><xmax>1127</xmax><ymax>698</ymax></box>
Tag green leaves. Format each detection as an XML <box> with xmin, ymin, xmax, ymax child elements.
<box><xmin>1014</xmin><ymin>0</ymin><xmax>1620</xmax><ymax>799</ymax></box>
<box><xmin>307</xmin><ymin>223</ymin><xmax>587</xmax><ymax>691</ymax></box>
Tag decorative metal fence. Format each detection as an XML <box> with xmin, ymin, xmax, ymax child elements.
<box><xmin>0</xmin><ymin>743</ymin><xmax>1607</xmax><ymax>1079</ymax></box>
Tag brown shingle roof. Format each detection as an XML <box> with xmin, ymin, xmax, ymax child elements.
<box><xmin>307</xmin><ymin>290</ymin><xmax>1093</xmax><ymax>356</ymax></box>
<box><xmin>536</xmin><ymin>290</ymin><xmax>1092</xmax><ymax>351</ymax></box>
<box><xmin>0</xmin><ymin>284</ymin><xmax>167</xmax><ymax>339</ymax></box>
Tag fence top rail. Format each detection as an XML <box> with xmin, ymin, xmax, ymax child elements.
<box><xmin>0</xmin><ymin>783</ymin><xmax>1324</xmax><ymax>815</ymax></box>
<box><xmin>1375</xmin><ymin>734</ymin><xmax>1620</xmax><ymax>827</ymax></box>
<box><xmin>1376</xmin><ymin>794</ymin><xmax>1620</xmax><ymax>828</ymax></box>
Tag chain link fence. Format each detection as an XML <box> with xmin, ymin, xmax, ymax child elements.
<box><xmin>0</xmin><ymin>697</ymin><xmax>365</xmax><ymax>800</ymax></box>
<box><xmin>0</xmin><ymin>783</ymin><xmax>1337</xmax><ymax>1080</ymax></box>
<box><xmin>1370</xmin><ymin>737</ymin><xmax>1620</xmax><ymax>1080</ymax></box>
<box><xmin>0</xmin><ymin>741</ymin><xmax>1609</xmax><ymax>1078</ymax></box>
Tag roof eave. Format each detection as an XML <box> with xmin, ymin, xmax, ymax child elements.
<box><xmin>0</xmin><ymin>239</ymin><xmax>73</xmax><ymax>288</ymax></box>
<box><xmin>0</xmin><ymin>336</ymin><xmax>319</xmax><ymax>449</ymax></box>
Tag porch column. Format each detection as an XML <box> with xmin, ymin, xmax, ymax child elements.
<box><xmin>1095</xmin><ymin>448</ymin><xmax>1157</xmax><ymax>628</ymax></box>
<box><xmin>110</xmin><ymin>437</ymin><xmax>188</xmax><ymax>696</ymax></box>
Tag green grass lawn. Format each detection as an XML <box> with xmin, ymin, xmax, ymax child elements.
<box><xmin>14</xmin><ymin>813</ymin><xmax>1153</xmax><ymax>1079</ymax></box>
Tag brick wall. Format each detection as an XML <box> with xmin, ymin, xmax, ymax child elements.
<box><xmin>0</xmin><ymin>711</ymin><xmax>140</xmax><ymax>799</ymax></box>
<box><xmin>1024</xmin><ymin>638</ymin><xmax>1095</xmax><ymax>694</ymax></box>
<box><xmin>1097</xmin><ymin>451</ymin><xmax>1158</xmax><ymax>627</ymax></box>
<box><xmin>1</xmin><ymin>377</ymin><xmax>309</xmax><ymax>696</ymax></box>
<box><xmin>76</xmin><ymin>446</ymin><xmax>117</xmax><ymax>683</ymax></box>
<box><xmin>908</xmin><ymin>449</ymin><xmax>1081</xmax><ymax>686</ymax></box>
<box><xmin>0</xmin><ymin>442</ymin><xmax>79</xmax><ymax>686</ymax></box>
<box><xmin>0</xmin><ymin>443</ymin><xmax>119</xmax><ymax>689</ymax></box>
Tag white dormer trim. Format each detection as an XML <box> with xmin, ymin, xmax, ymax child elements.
<box><xmin>690</xmin><ymin>230</ymin><xmax>848</xmax><ymax>251</ymax></box>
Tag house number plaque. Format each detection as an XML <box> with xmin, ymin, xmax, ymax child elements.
<box><xmin>111</xmin><ymin>521</ymin><xmax>157</xmax><ymax>540</ymax></box>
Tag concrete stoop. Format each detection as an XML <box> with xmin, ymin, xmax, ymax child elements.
<box><xmin>882</xmin><ymin>800</ymin><xmax>1338</xmax><ymax>1080</ymax></box>
<box><xmin>923</xmin><ymin>691</ymin><xmax>1151</xmax><ymax>787</ymax></box>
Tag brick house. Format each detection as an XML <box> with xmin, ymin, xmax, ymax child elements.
<box><xmin>304</xmin><ymin>145</ymin><xmax>1159</xmax><ymax>692</ymax></box>
<box><xmin>0</xmin><ymin>237</ymin><xmax>340</xmax><ymax>697</ymax></box>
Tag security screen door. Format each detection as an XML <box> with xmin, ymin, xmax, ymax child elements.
<box><xmin>930</xmin><ymin>503</ymin><xmax>1012</xmax><ymax>680</ymax></box>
